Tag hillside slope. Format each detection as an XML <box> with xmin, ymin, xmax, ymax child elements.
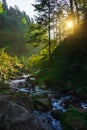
<box><xmin>44</xmin><ymin>34</ymin><xmax>87</xmax><ymax>93</ymax></box>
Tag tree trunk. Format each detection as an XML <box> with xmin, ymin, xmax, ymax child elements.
<box><xmin>70</xmin><ymin>0</ymin><xmax>74</xmax><ymax>33</ymax></box>
<box><xmin>74</xmin><ymin>0</ymin><xmax>79</xmax><ymax>25</ymax></box>
<box><xmin>70</xmin><ymin>0</ymin><xmax>74</xmax><ymax>15</ymax></box>
<box><xmin>48</xmin><ymin>1</ymin><xmax>52</xmax><ymax>66</ymax></box>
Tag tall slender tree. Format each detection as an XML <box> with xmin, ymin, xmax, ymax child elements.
<box><xmin>33</xmin><ymin>0</ymin><xmax>56</xmax><ymax>65</ymax></box>
<box><xmin>74</xmin><ymin>0</ymin><xmax>79</xmax><ymax>25</ymax></box>
<box><xmin>2</xmin><ymin>0</ymin><xmax>8</xmax><ymax>12</ymax></box>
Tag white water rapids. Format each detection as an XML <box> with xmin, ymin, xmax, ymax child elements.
<box><xmin>9</xmin><ymin>77</ymin><xmax>87</xmax><ymax>130</ymax></box>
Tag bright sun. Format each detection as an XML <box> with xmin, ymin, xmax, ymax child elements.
<box><xmin>67</xmin><ymin>21</ymin><xmax>73</xmax><ymax>28</ymax></box>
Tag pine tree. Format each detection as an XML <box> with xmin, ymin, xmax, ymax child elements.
<box><xmin>2</xmin><ymin>0</ymin><xmax>8</xmax><ymax>12</ymax></box>
<box><xmin>33</xmin><ymin>0</ymin><xmax>57</xmax><ymax>65</ymax></box>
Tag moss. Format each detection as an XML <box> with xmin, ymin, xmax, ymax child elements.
<box><xmin>60</xmin><ymin>106</ymin><xmax>87</xmax><ymax>130</ymax></box>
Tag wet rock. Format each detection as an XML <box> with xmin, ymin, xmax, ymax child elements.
<box><xmin>40</xmin><ymin>84</ymin><xmax>47</xmax><ymax>89</ymax></box>
<box><xmin>63</xmin><ymin>97</ymin><xmax>78</xmax><ymax>109</ymax></box>
<box><xmin>51</xmin><ymin>109</ymin><xmax>62</xmax><ymax>120</ymax></box>
<box><xmin>62</xmin><ymin>96</ymin><xmax>80</xmax><ymax>109</ymax></box>
<box><xmin>33</xmin><ymin>93</ymin><xmax>48</xmax><ymax>98</ymax></box>
<box><xmin>0</xmin><ymin>101</ymin><xmax>49</xmax><ymax>130</ymax></box>
<box><xmin>15</xmin><ymin>96</ymin><xmax>34</xmax><ymax>111</ymax></box>
<box><xmin>18</xmin><ymin>82</ymin><xmax>25</xmax><ymax>88</ymax></box>
<box><xmin>0</xmin><ymin>82</ymin><xmax>5</xmax><ymax>89</ymax></box>
<box><xmin>63</xmin><ymin>99</ymin><xmax>70</xmax><ymax>109</ymax></box>
<box><xmin>33</xmin><ymin>97</ymin><xmax>52</xmax><ymax>112</ymax></box>
<box><xmin>25</xmin><ymin>77</ymin><xmax>35</xmax><ymax>88</ymax></box>
<box><xmin>0</xmin><ymin>82</ymin><xmax>9</xmax><ymax>89</ymax></box>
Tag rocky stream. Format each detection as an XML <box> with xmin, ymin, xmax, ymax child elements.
<box><xmin>0</xmin><ymin>75</ymin><xmax>87</xmax><ymax>130</ymax></box>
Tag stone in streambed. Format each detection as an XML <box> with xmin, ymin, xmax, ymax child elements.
<box><xmin>25</xmin><ymin>76</ymin><xmax>35</xmax><ymax>88</ymax></box>
<box><xmin>51</xmin><ymin>109</ymin><xmax>62</xmax><ymax>120</ymax></box>
<box><xmin>60</xmin><ymin>107</ymin><xmax>87</xmax><ymax>130</ymax></box>
<box><xmin>0</xmin><ymin>101</ymin><xmax>49</xmax><ymax>130</ymax></box>
<box><xmin>15</xmin><ymin>96</ymin><xmax>34</xmax><ymax>111</ymax></box>
<box><xmin>33</xmin><ymin>97</ymin><xmax>52</xmax><ymax>112</ymax></box>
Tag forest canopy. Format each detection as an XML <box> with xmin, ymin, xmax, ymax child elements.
<box><xmin>0</xmin><ymin>0</ymin><xmax>31</xmax><ymax>31</ymax></box>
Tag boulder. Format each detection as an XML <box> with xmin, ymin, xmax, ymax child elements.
<box><xmin>15</xmin><ymin>96</ymin><xmax>34</xmax><ymax>111</ymax></box>
<box><xmin>25</xmin><ymin>77</ymin><xmax>35</xmax><ymax>88</ymax></box>
<box><xmin>0</xmin><ymin>101</ymin><xmax>48</xmax><ymax>130</ymax></box>
<box><xmin>51</xmin><ymin>109</ymin><xmax>62</xmax><ymax>120</ymax></box>
<box><xmin>60</xmin><ymin>107</ymin><xmax>87</xmax><ymax>130</ymax></box>
<box><xmin>33</xmin><ymin>97</ymin><xmax>52</xmax><ymax>112</ymax></box>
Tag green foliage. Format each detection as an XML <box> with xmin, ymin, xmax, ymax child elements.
<box><xmin>0</xmin><ymin>0</ymin><xmax>31</xmax><ymax>31</ymax></box>
<box><xmin>0</xmin><ymin>89</ymin><xmax>10</xmax><ymax>94</ymax></box>
<box><xmin>0</xmin><ymin>30</ymin><xmax>28</xmax><ymax>57</ymax></box>
<box><xmin>37</xmin><ymin>32</ymin><xmax>87</xmax><ymax>92</ymax></box>
<box><xmin>25</xmin><ymin>47</ymin><xmax>49</xmax><ymax>72</ymax></box>
<box><xmin>33</xmin><ymin>0</ymin><xmax>58</xmax><ymax>27</ymax></box>
<box><xmin>0</xmin><ymin>49</ymin><xmax>23</xmax><ymax>81</ymax></box>
<box><xmin>22</xmin><ymin>18</ymin><xmax>27</xmax><ymax>25</ymax></box>
<box><xmin>26</xmin><ymin>23</ymin><xmax>48</xmax><ymax>47</ymax></box>
<box><xmin>0</xmin><ymin>2</ymin><xmax>3</xmax><ymax>13</ymax></box>
<box><xmin>0</xmin><ymin>0</ymin><xmax>32</xmax><ymax>58</ymax></box>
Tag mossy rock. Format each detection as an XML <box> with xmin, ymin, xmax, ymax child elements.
<box><xmin>32</xmin><ymin>93</ymin><xmax>48</xmax><ymax>99</ymax></box>
<box><xmin>33</xmin><ymin>97</ymin><xmax>52</xmax><ymax>112</ymax></box>
<box><xmin>51</xmin><ymin>109</ymin><xmax>62</xmax><ymax>120</ymax></box>
<box><xmin>60</xmin><ymin>106</ymin><xmax>87</xmax><ymax>130</ymax></box>
<box><xmin>0</xmin><ymin>101</ymin><xmax>48</xmax><ymax>130</ymax></box>
<box><xmin>0</xmin><ymin>81</ymin><xmax>9</xmax><ymax>89</ymax></box>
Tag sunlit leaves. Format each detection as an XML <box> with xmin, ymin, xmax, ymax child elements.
<box><xmin>22</xmin><ymin>18</ymin><xmax>27</xmax><ymax>25</ymax></box>
<box><xmin>0</xmin><ymin>2</ymin><xmax>3</xmax><ymax>13</ymax></box>
<box><xmin>25</xmin><ymin>47</ymin><xmax>49</xmax><ymax>72</ymax></box>
<box><xmin>26</xmin><ymin>23</ymin><xmax>48</xmax><ymax>47</ymax></box>
<box><xmin>0</xmin><ymin>49</ymin><xmax>23</xmax><ymax>81</ymax></box>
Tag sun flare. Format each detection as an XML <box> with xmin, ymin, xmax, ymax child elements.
<box><xmin>67</xmin><ymin>21</ymin><xmax>73</xmax><ymax>28</ymax></box>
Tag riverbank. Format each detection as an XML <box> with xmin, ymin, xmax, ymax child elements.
<box><xmin>0</xmin><ymin>77</ymin><xmax>87</xmax><ymax>130</ymax></box>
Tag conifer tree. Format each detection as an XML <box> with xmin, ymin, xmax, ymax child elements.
<box><xmin>33</xmin><ymin>0</ymin><xmax>57</xmax><ymax>65</ymax></box>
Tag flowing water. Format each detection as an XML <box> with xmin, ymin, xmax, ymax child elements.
<box><xmin>9</xmin><ymin>77</ymin><xmax>87</xmax><ymax>130</ymax></box>
<box><xmin>52</xmin><ymin>95</ymin><xmax>71</xmax><ymax>112</ymax></box>
<box><xmin>34</xmin><ymin>111</ymin><xmax>62</xmax><ymax>130</ymax></box>
<box><xmin>9</xmin><ymin>78</ymin><xmax>63</xmax><ymax>130</ymax></box>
